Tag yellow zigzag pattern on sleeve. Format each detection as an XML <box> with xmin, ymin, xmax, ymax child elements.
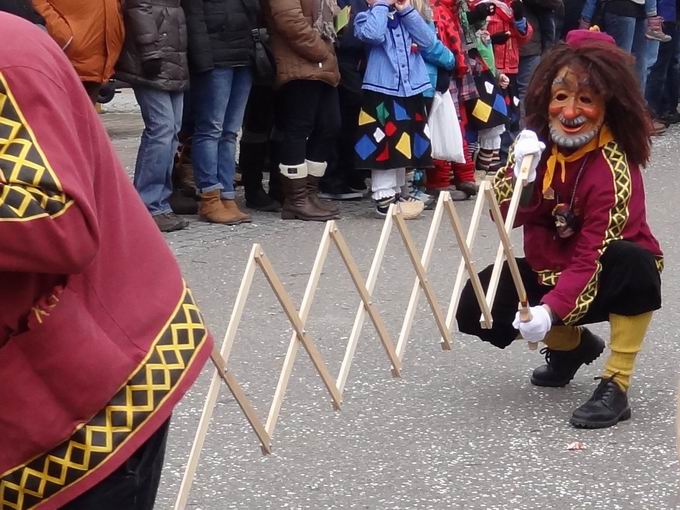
<box><xmin>0</xmin><ymin>72</ymin><xmax>73</xmax><ymax>222</ymax></box>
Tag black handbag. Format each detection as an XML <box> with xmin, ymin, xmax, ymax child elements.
<box><xmin>250</xmin><ymin>27</ymin><xmax>276</xmax><ymax>84</ymax></box>
<box><xmin>238</xmin><ymin>0</ymin><xmax>276</xmax><ymax>84</ymax></box>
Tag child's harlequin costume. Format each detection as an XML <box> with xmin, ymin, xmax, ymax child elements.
<box><xmin>456</xmin><ymin>31</ymin><xmax>662</xmax><ymax>430</ymax></box>
<box><xmin>0</xmin><ymin>15</ymin><xmax>213</xmax><ymax>508</ymax></box>
<box><xmin>431</xmin><ymin>0</ymin><xmax>477</xmax><ymax>193</ymax></box>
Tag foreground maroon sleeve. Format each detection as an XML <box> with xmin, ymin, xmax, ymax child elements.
<box><xmin>0</xmin><ymin>66</ymin><xmax>99</xmax><ymax>274</ymax></box>
<box><xmin>0</xmin><ymin>15</ymin><xmax>213</xmax><ymax>510</ymax></box>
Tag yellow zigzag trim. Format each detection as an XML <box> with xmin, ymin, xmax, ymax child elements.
<box><xmin>537</xmin><ymin>270</ymin><xmax>561</xmax><ymax>287</ymax></box>
<box><xmin>492</xmin><ymin>144</ymin><xmax>516</xmax><ymax>206</ymax></box>
<box><xmin>0</xmin><ymin>72</ymin><xmax>73</xmax><ymax>222</ymax></box>
<box><xmin>563</xmin><ymin>142</ymin><xmax>632</xmax><ymax>325</ymax></box>
<box><xmin>0</xmin><ymin>284</ymin><xmax>208</xmax><ymax>510</ymax></box>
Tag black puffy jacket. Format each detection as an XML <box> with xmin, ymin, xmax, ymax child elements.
<box><xmin>116</xmin><ymin>0</ymin><xmax>189</xmax><ymax>91</ymax></box>
<box><xmin>181</xmin><ymin>0</ymin><xmax>259</xmax><ymax>73</ymax></box>
<box><xmin>0</xmin><ymin>0</ymin><xmax>43</xmax><ymax>23</ymax></box>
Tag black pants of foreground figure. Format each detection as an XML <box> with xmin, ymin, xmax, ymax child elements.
<box><xmin>61</xmin><ymin>420</ymin><xmax>170</xmax><ymax>510</ymax></box>
<box><xmin>457</xmin><ymin>241</ymin><xmax>662</xmax><ymax>429</ymax></box>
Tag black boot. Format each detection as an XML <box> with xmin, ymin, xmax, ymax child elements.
<box><xmin>570</xmin><ymin>376</ymin><xmax>631</xmax><ymax>429</ymax></box>
<box><xmin>241</xmin><ymin>141</ymin><xmax>281</xmax><ymax>212</ymax></box>
<box><xmin>169</xmin><ymin>189</ymin><xmax>198</xmax><ymax>215</ymax></box>
<box><xmin>531</xmin><ymin>328</ymin><xmax>605</xmax><ymax>387</ymax></box>
<box><xmin>246</xmin><ymin>188</ymin><xmax>281</xmax><ymax>212</ymax></box>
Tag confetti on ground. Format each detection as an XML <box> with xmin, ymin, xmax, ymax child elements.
<box><xmin>567</xmin><ymin>442</ymin><xmax>587</xmax><ymax>451</ymax></box>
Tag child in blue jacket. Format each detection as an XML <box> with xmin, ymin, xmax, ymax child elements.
<box><xmin>354</xmin><ymin>0</ymin><xmax>436</xmax><ymax>219</ymax></box>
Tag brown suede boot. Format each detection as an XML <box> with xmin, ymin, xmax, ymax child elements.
<box><xmin>280</xmin><ymin>164</ymin><xmax>337</xmax><ymax>221</ymax></box>
<box><xmin>173</xmin><ymin>140</ymin><xmax>197</xmax><ymax>198</ymax></box>
<box><xmin>306</xmin><ymin>175</ymin><xmax>340</xmax><ymax>215</ymax></box>
<box><xmin>305</xmin><ymin>159</ymin><xmax>339</xmax><ymax>215</ymax></box>
<box><xmin>221</xmin><ymin>199</ymin><xmax>252</xmax><ymax>223</ymax></box>
<box><xmin>199</xmin><ymin>190</ymin><xmax>242</xmax><ymax>225</ymax></box>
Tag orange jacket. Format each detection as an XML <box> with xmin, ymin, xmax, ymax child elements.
<box><xmin>32</xmin><ymin>0</ymin><xmax>124</xmax><ymax>83</ymax></box>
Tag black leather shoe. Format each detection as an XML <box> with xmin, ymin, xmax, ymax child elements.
<box><xmin>531</xmin><ymin>328</ymin><xmax>605</xmax><ymax>387</ymax></box>
<box><xmin>456</xmin><ymin>181</ymin><xmax>478</xmax><ymax>197</ymax></box>
<box><xmin>570</xmin><ymin>377</ymin><xmax>631</xmax><ymax>429</ymax></box>
<box><xmin>153</xmin><ymin>212</ymin><xmax>189</xmax><ymax>233</ymax></box>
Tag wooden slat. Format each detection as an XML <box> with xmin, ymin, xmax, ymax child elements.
<box><xmin>481</xmin><ymin>154</ymin><xmax>534</xmax><ymax>327</ymax></box>
<box><xmin>337</xmin><ymin>207</ymin><xmax>395</xmax><ymax>392</ymax></box>
<box><xmin>210</xmin><ymin>349</ymin><xmax>272</xmax><ymax>454</ymax></box>
<box><xmin>445</xmin><ymin>181</ymin><xmax>490</xmax><ymax>337</ymax></box>
<box><xmin>396</xmin><ymin>192</ymin><xmax>447</xmax><ymax>360</ymax></box>
<box><xmin>484</xmin><ymin>187</ymin><xmax>529</xmax><ymax>304</ymax></box>
<box><xmin>175</xmin><ymin>246</ymin><xmax>267</xmax><ymax>510</ymax></box>
<box><xmin>255</xmin><ymin>249</ymin><xmax>343</xmax><ymax>410</ymax></box>
<box><xmin>265</xmin><ymin>223</ymin><xmax>334</xmax><ymax>438</ymax></box>
<box><xmin>330</xmin><ymin>225</ymin><xmax>402</xmax><ymax>376</ymax></box>
<box><xmin>443</xmin><ymin>195</ymin><xmax>494</xmax><ymax>329</ymax></box>
<box><xmin>392</xmin><ymin>210</ymin><xmax>453</xmax><ymax>350</ymax></box>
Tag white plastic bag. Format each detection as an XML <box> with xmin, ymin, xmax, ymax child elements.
<box><xmin>427</xmin><ymin>90</ymin><xmax>465</xmax><ymax>163</ymax></box>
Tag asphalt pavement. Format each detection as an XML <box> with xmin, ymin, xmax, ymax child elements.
<box><xmin>104</xmin><ymin>92</ymin><xmax>680</xmax><ymax>510</ymax></box>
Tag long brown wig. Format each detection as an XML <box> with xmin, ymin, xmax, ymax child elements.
<box><xmin>524</xmin><ymin>42</ymin><xmax>653</xmax><ymax>166</ymax></box>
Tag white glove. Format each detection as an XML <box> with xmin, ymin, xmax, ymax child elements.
<box><xmin>513</xmin><ymin>130</ymin><xmax>545</xmax><ymax>183</ymax></box>
<box><xmin>512</xmin><ymin>305</ymin><xmax>552</xmax><ymax>343</ymax></box>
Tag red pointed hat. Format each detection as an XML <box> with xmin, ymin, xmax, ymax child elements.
<box><xmin>566</xmin><ymin>27</ymin><xmax>616</xmax><ymax>47</ymax></box>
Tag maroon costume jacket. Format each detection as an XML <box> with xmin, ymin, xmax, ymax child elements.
<box><xmin>493</xmin><ymin>139</ymin><xmax>663</xmax><ymax>325</ymax></box>
<box><xmin>0</xmin><ymin>14</ymin><xmax>213</xmax><ymax>509</ymax></box>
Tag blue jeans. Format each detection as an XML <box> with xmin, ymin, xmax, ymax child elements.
<box><xmin>646</xmin><ymin>22</ymin><xmax>680</xmax><ymax>116</ymax></box>
<box><xmin>604</xmin><ymin>13</ymin><xmax>650</xmax><ymax>91</ymax></box>
<box><xmin>517</xmin><ymin>54</ymin><xmax>540</xmax><ymax>100</ymax></box>
<box><xmin>666</xmin><ymin>31</ymin><xmax>680</xmax><ymax>113</ymax></box>
<box><xmin>133</xmin><ymin>87</ymin><xmax>183</xmax><ymax>216</ymax></box>
<box><xmin>191</xmin><ymin>67</ymin><xmax>253</xmax><ymax>199</ymax></box>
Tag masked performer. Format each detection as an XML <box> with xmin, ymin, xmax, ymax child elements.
<box><xmin>456</xmin><ymin>29</ymin><xmax>663</xmax><ymax>429</ymax></box>
<box><xmin>0</xmin><ymin>14</ymin><xmax>213</xmax><ymax>509</ymax></box>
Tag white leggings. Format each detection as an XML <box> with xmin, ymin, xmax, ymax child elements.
<box><xmin>478</xmin><ymin>125</ymin><xmax>506</xmax><ymax>150</ymax></box>
<box><xmin>371</xmin><ymin>168</ymin><xmax>406</xmax><ymax>200</ymax></box>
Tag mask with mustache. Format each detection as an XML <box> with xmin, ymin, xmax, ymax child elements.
<box><xmin>548</xmin><ymin>66</ymin><xmax>605</xmax><ymax>150</ymax></box>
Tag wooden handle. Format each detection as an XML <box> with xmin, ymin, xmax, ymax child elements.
<box><xmin>518</xmin><ymin>153</ymin><xmax>534</xmax><ymax>184</ymax></box>
<box><xmin>519</xmin><ymin>302</ymin><xmax>539</xmax><ymax>350</ymax></box>
<box><xmin>519</xmin><ymin>302</ymin><xmax>532</xmax><ymax>323</ymax></box>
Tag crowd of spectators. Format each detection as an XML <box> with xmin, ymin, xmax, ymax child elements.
<box><xmin>1</xmin><ymin>0</ymin><xmax>676</xmax><ymax>231</ymax></box>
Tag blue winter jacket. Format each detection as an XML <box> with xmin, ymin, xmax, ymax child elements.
<box><xmin>354</xmin><ymin>2</ymin><xmax>435</xmax><ymax>97</ymax></box>
<box><xmin>420</xmin><ymin>20</ymin><xmax>455</xmax><ymax>98</ymax></box>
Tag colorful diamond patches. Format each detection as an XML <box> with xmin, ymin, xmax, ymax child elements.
<box><xmin>492</xmin><ymin>94</ymin><xmax>507</xmax><ymax>116</ymax></box>
<box><xmin>413</xmin><ymin>133</ymin><xmax>430</xmax><ymax>159</ymax></box>
<box><xmin>355</xmin><ymin>134</ymin><xmax>377</xmax><ymax>160</ymax></box>
<box><xmin>373</xmin><ymin>127</ymin><xmax>386</xmax><ymax>143</ymax></box>
<box><xmin>384</xmin><ymin>121</ymin><xmax>397</xmax><ymax>137</ymax></box>
<box><xmin>472</xmin><ymin>100</ymin><xmax>492</xmax><ymax>123</ymax></box>
<box><xmin>376</xmin><ymin>145</ymin><xmax>390</xmax><ymax>162</ymax></box>
<box><xmin>359</xmin><ymin>109</ymin><xmax>377</xmax><ymax>126</ymax></box>
<box><xmin>395</xmin><ymin>132</ymin><xmax>411</xmax><ymax>159</ymax></box>
<box><xmin>393</xmin><ymin>101</ymin><xmax>411</xmax><ymax>121</ymax></box>
<box><xmin>376</xmin><ymin>102</ymin><xmax>390</xmax><ymax>125</ymax></box>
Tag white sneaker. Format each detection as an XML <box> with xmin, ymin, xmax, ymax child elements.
<box><xmin>410</xmin><ymin>188</ymin><xmax>435</xmax><ymax>209</ymax></box>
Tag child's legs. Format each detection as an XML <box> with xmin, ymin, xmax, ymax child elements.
<box><xmin>371</xmin><ymin>168</ymin><xmax>399</xmax><ymax>200</ymax></box>
<box><xmin>478</xmin><ymin>126</ymin><xmax>505</xmax><ymax>150</ymax></box>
